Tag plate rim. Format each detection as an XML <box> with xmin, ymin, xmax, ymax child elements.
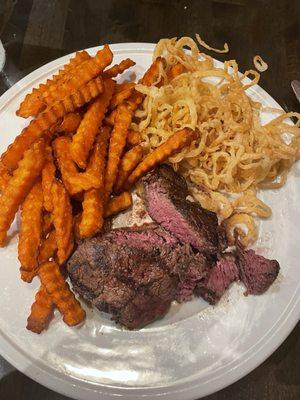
<box><xmin>0</xmin><ymin>42</ymin><xmax>299</xmax><ymax>400</ymax></box>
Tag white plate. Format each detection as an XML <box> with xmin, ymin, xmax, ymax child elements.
<box><xmin>0</xmin><ymin>43</ymin><xmax>299</xmax><ymax>400</ymax></box>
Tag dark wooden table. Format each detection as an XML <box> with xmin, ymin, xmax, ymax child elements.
<box><xmin>0</xmin><ymin>1</ymin><xmax>299</xmax><ymax>399</ymax></box>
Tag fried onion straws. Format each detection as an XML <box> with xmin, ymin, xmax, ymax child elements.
<box><xmin>132</xmin><ymin>36</ymin><xmax>300</xmax><ymax>244</ymax></box>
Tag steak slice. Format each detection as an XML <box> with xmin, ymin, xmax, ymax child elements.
<box><xmin>67</xmin><ymin>224</ymin><xmax>208</xmax><ymax>328</ymax></box>
<box><xmin>236</xmin><ymin>247</ymin><xmax>280</xmax><ymax>295</ymax></box>
<box><xmin>196</xmin><ymin>253</ymin><xmax>239</xmax><ymax>304</ymax></box>
<box><xmin>142</xmin><ymin>164</ymin><xmax>222</xmax><ymax>253</ymax></box>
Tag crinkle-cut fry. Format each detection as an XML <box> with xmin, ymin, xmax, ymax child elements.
<box><xmin>104</xmin><ymin>107</ymin><xmax>118</xmax><ymax>126</ymax></box>
<box><xmin>42</xmin><ymin>154</ymin><xmax>56</xmax><ymax>212</ymax></box>
<box><xmin>109</xmin><ymin>85</ymin><xmax>135</xmax><ymax>110</ymax></box>
<box><xmin>125</xmin><ymin>128</ymin><xmax>198</xmax><ymax>189</ymax></box>
<box><xmin>0</xmin><ymin>139</ymin><xmax>46</xmax><ymax>246</ymax></box>
<box><xmin>102</xmin><ymin>58</ymin><xmax>135</xmax><ymax>79</ymax></box>
<box><xmin>57</xmin><ymin>112</ymin><xmax>82</xmax><ymax>133</ymax></box>
<box><xmin>17</xmin><ymin>51</ymin><xmax>91</xmax><ymax>118</ymax></box>
<box><xmin>51</xmin><ymin>181</ymin><xmax>73</xmax><ymax>264</ymax></box>
<box><xmin>78</xmin><ymin>127</ymin><xmax>110</xmax><ymax>238</ymax></box>
<box><xmin>78</xmin><ymin>189</ymin><xmax>104</xmax><ymax>238</ymax></box>
<box><xmin>127</xmin><ymin>129</ymin><xmax>142</xmax><ymax>146</ymax></box>
<box><xmin>20</xmin><ymin>269</ymin><xmax>37</xmax><ymax>283</ymax></box>
<box><xmin>114</xmin><ymin>145</ymin><xmax>143</xmax><ymax>193</ymax></box>
<box><xmin>42</xmin><ymin>45</ymin><xmax>112</xmax><ymax>106</ymax></box>
<box><xmin>1</xmin><ymin>77</ymin><xmax>103</xmax><ymax>172</ymax></box>
<box><xmin>105</xmin><ymin>192</ymin><xmax>133</xmax><ymax>218</ymax></box>
<box><xmin>167</xmin><ymin>62</ymin><xmax>185</xmax><ymax>81</ymax></box>
<box><xmin>39</xmin><ymin>261</ymin><xmax>86</xmax><ymax>326</ymax></box>
<box><xmin>140</xmin><ymin>56</ymin><xmax>164</xmax><ymax>86</ymax></box>
<box><xmin>53</xmin><ymin>136</ymin><xmax>102</xmax><ymax>194</ymax></box>
<box><xmin>38</xmin><ymin>230</ymin><xmax>57</xmax><ymax>264</ymax></box>
<box><xmin>0</xmin><ymin>162</ymin><xmax>11</xmax><ymax>192</ymax></box>
<box><xmin>42</xmin><ymin>213</ymin><xmax>54</xmax><ymax>236</ymax></box>
<box><xmin>105</xmin><ymin>104</ymin><xmax>132</xmax><ymax>199</ymax></box>
<box><xmin>26</xmin><ymin>285</ymin><xmax>55</xmax><ymax>334</ymax></box>
<box><xmin>70</xmin><ymin>79</ymin><xmax>115</xmax><ymax>168</ymax></box>
<box><xmin>18</xmin><ymin>181</ymin><xmax>43</xmax><ymax>276</ymax></box>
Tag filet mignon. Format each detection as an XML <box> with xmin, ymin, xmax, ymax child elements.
<box><xmin>142</xmin><ymin>165</ymin><xmax>224</xmax><ymax>253</ymax></box>
<box><xmin>67</xmin><ymin>224</ymin><xmax>208</xmax><ymax>328</ymax></box>
<box><xmin>236</xmin><ymin>246</ymin><xmax>280</xmax><ymax>295</ymax></box>
<box><xmin>196</xmin><ymin>253</ymin><xmax>239</xmax><ymax>304</ymax></box>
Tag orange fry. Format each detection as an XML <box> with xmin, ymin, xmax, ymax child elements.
<box><xmin>1</xmin><ymin>77</ymin><xmax>103</xmax><ymax>172</ymax></box>
<box><xmin>105</xmin><ymin>104</ymin><xmax>132</xmax><ymax>199</ymax></box>
<box><xmin>70</xmin><ymin>79</ymin><xmax>115</xmax><ymax>168</ymax></box>
<box><xmin>127</xmin><ymin>129</ymin><xmax>142</xmax><ymax>146</ymax></box>
<box><xmin>0</xmin><ymin>162</ymin><xmax>11</xmax><ymax>192</ymax></box>
<box><xmin>0</xmin><ymin>139</ymin><xmax>46</xmax><ymax>246</ymax></box>
<box><xmin>18</xmin><ymin>182</ymin><xmax>43</xmax><ymax>277</ymax></box>
<box><xmin>141</xmin><ymin>56</ymin><xmax>164</xmax><ymax>86</ymax></box>
<box><xmin>42</xmin><ymin>154</ymin><xmax>56</xmax><ymax>212</ymax></box>
<box><xmin>26</xmin><ymin>285</ymin><xmax>55</xmax><ymax>334</ymax></box>
<box><xmin>53</xmin><ymin>136</ymin><xmax>101</xmax><ymax>195</ymax></box>
<box><xmin>38</xmin><ymin>230</ymin><xmax>57</xmax><ymax>264</ymax></box>
<box><xmin>104</xmin><ymin>107</ymin><xmax>118</xmax><ymax>126</ymax></box>
<box><xmin>102</xmin><ymin>58</ymin><xmax>135</xmax><ymax>79</ymax></box>
<box><xmin>167</xmin><ymin>62</ymin><xmax>185</xmax><ymax>80</ymax></box>
<box><xmin>42</xmin><ymin>45</ymin><xmax>112</xmax><ymax>107</ymax></box>
<box><xmin>39</xmin><ymin>261</ymin><xmax>86</xmax><ymax>326</ymax></box>
<box><xmin>110</xmin><ymin>84</ymin><xmax>135</xmax><ymax>110</ymax></box>
<box><xmin>114</xmin><ymin>145</ymin><xmax>143</xmax><ymax>193</ymax></box>
<box><xmin>125</xmin><ymin>128</ymin><xmax>198</xmax><ymax>189</ymax></box>
<box><xmin>17</xmin><ymin>51</ymin><xmax>91</xmax><ymax>118</ymax></box>
<box><xmin>51</xmin><ymin>181</ymin><xmax>73</xmax><ymax>264</ymax></box>
<box><xmin>78</xmin><ymin>128</ymin><xmax>110</xmax><ymax>238</ymax></box>
<box><xmin>57</xmin><ymin>112</ymin><xmax>82</xmax><ymax>133</ymax></box>
<box><xmin>105</xmin><ymin>192</ymin><xmax>133</xmax><ymax>218</ymax></box>
<box><xmin>42</xmin><ymin>213</ymin><xmax>53</xmax><ymax>236</ymax></box>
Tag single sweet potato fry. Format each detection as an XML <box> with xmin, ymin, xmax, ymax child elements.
<box><xmin>109</xmin><ymin>84</ymin><xmax>134</xmax><ymax>110</ymax></box>
<box><xmin>78</xmin><ymin>127</ymin><xmax>110</xmax><ymax>238</ymax></box>
<box><xmin>0</xmin><ymin>139</ymin><xmax>46</xmax><ymax>246</ymax></box>
<box><xmin>26</xmin><ymin>285</ymin><xmax>55</xmax><ymax>334</ymax></box>
<box><xmin>42</xmin><ymin>153</ymin><xmax>56</xmax><ymax>212</ymax></box>
<box><xmin>70</xmin><ymin>79</ymin><xmax>115</xmax><ymax>168</ymax></box>
<box><xmin>18</xmin><ymin>181</ymin><xmax>44</xmax><ymax>276</ymax></box>
<box><xmin>17</xmin><ymin>51</ymin><xmax>91</xmax><ymax>118</ymax></box>
<box><xmin>124</xmin><ymin>128</ymin><xmax>198</xmax><ymax>189</ymax></box>
<box><xmin>127</xmin><ymin>129</ymin><xmax>142</xmax><ymax>146</ymax></box>
<box><xmin>104</xmin><ymin>104</ymin><xmax>132</xmax><ymax>200</ymax></box>
<box><xmin>51</xmin><ymin>181</ymin><xmax>73</xmax><ymax>264</ymax></box>
<box><xmin>39</xmin><ymin>261</ymin><xmax>85</xmax><ymax>326</ymax></box>
<box><xmin>114</xmin><ymin>145</ymin><xmax>143</xmax><ymax>193</ymax></box>
<box><xmin>102</xmin><ymin>58</ymin><xmax>135</xmax><ymax>79</ymax></box>
<box><xmin>57</xmin><ymin>112</ymin><xmax>82</xmax><ymax>133</ymax></box>
<box><xmin>1</xmin><ymin>77</ymin><xmax>103</xmax><ymax>172</ymax></box>
<box><xmin>105</xmin><ymin>192</ymin><xmax>133</xmax><ymax>218</ymax></box>
<box><xmin>42</xmin><ymin>45</ymin><xmax>112</xmax><ymax>107</ymax></box>
<box><xmin>167</xmin><ymin>62</ymin><xmax>185</xmax><ymax>81</ymax></box>
<box><xmin>38</xmin><ymin>230</ymin><xmax>57</xmax><ymax>264</ymax></box>
<box><xmin>0</xmin><ymin>162</ymin><xmax>11</xmax><ymax>192</ymax></box>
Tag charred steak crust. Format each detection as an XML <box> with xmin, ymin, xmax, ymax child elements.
<box><xmin>67</xmin><ymin>225</ymin><xmax>207</xmax><ymax>329</ymax></box>
<box><xmin>142</xmin><ymin>164</ymin><xmax>222</xmax><ymax>253</ymax></box>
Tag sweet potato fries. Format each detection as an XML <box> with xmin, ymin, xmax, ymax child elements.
<box><xmin>1</xmin><ymin>44</ymin><xmax>197</xmax><ymax>334</ymax></box>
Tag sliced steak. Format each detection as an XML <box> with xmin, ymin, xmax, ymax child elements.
<box><xmin>67</xmin><ymin>224</ymin><xmax>208</xmax><ymax>328</ymax></box>
<box><xmin>196</xmin><ymin>253</ymin><xmax>239</xmax><ymax>304</ymax></box>
<box><xmin>142</xmin><ymin>164</ymin><xmax>223</xmax><ymax>253</ymax></box>
<box><xmin>236</xmin><ymin>247</ymin><xmax>280</xmax><ymax>295</ymax></box>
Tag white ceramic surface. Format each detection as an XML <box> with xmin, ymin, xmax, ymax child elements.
<box><xmin>0</xmin><ymin>43</ymin><xmax>299</xmax><ymax>400</ymax></box>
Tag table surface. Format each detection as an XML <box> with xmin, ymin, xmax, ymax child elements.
<box><xmin>0</xmin><ymin>0</ymin><xmax>299</xmax><ymax>399</ymax></box>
